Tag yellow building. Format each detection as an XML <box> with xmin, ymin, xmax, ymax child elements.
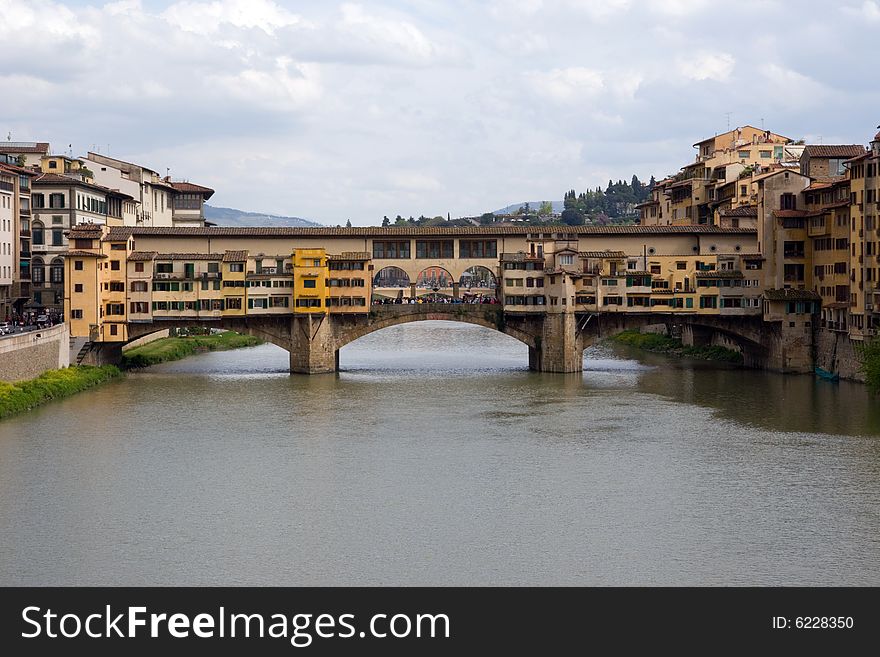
<box><xmin>293</xmin><ymin>248</ymin><xmax>328</xmax><ymax>314</ymax></box>
<box><xmin>221</xmin><ymin>250</ymin><xmax>247</xmax><ymax>316</ymax></box>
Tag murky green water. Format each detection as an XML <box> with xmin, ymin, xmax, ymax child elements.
<box><xmin>1</xmin><ymin>322</ymin><xmax>878</xmax><ymax>585</ymax></box>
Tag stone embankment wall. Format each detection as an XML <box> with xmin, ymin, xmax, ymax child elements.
<box><xmin>815</xmin><ymin>329</ymin><xmax>866</xmax><ymax>382</ymax></box>
<box><xmin>122</xmin><ymin>329</ymin><xmax>170</xmax><ymax>351</ymax></box>
<box><xmin>0</xmin><ymin>324</ymin><xmax>70</xmax><ymax>382</ymax></box>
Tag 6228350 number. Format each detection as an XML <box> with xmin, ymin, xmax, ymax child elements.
<box><xmin>796</xmin><ymin>617</ymin><xmax>853</xmax><ymax>629</ymax></box>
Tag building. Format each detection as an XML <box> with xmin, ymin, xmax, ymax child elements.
<box><xmin>800</xmin><ymin>145</ymin><xmax>867</xmax><ymax>178</ymax></box>
<box><xmin>0</xmin><ymin>142</ymin><xmax>50</xmax><ymax>168</ymax></box>
<box><xmin>0</xmin><ymin>157</ymin><xmax>38</xmax><ymax>320</ymax></box>
<box><xmin>0</xmin><ymin>167</ymin><xmax>14</xmax><ymax>320</ymax></box>
<box><xmin>82</xmin><ymin>153</ymin><xmax>214</xmax><ymax>227</ymax></box>
<box><xmin>30</xmin><ymin>173</ymin><xmax>133</xmax><ymax>314</ymax></box>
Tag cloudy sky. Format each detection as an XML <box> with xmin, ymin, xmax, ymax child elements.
<box><xmin>2</xmin><ymin>0</ymin><xmax>879</xmax><ymax>224</ymax></box>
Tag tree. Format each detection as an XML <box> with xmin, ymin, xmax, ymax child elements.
<box><xmin>560</xmin><ymin>209</ymin><xmax>585</xmax><ymax>226</ymax></box>
<box><xmin>394</xmin><ymin>214</ymin><xmax>405</xmax><ymax>225</ymax></box>
<box><xmin>863</xmin><ymin>339</ymin><xmax>880</xmax><ymax>395</ymax></box>
<box><xmin>345</xmin><ymin>219</ymin><xmax>352</xmax><ymax>228</ymax></box>
<box><xmin>382</xmin><ymin>215</ymin><xmax>390</xmax><ymax>227</ymax></box>
<box><xmin>538</xmin><ymin>201</ymin><xmax>554</xmax><ymax>216</ymax></box>
<box><xmin>479</xmin><ymin>212</ymin><xmax>495</xmax><ymax>225</ymax></box>
<box><xmin>15</xmin><ymin>154</ymin><xmax>26</xmax><ymax>167</ymax></box>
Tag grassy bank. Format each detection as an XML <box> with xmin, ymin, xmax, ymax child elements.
<box><xmin>121</xmin><ymin>331</ymin><xmax>262</xmax><ymax>368</ymax></box>
<box><xmin>862</xmin><ymin>339</ymin><xmax>880</xmax><ymax>394</ymax></box>
<box><xmin>0</xmin><ymin>365</ymin><xmax>122</xmax><ymax>421</ymax></box>
<box><xmin>612</xmin><ymin>329</ymin><xmax>744</xmax><ymax>364</ymax></box>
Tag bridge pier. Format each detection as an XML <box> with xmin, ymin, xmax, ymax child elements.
<box><xmin>289</xmin><ymin>315</ymin><xmax>338</xmax><ymax>374</ymax></box>
<box><xmin>529</xmin><ymin>313</ymin><xmax>583</xmax><ymax>373</ymax></box>
<box><xmin>79</xmin><ymin>341</ymin><xmax>123</xmax><ymax>367</ymax></box>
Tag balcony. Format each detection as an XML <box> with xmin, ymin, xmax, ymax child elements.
<box><xmin>154</xmin><ymin>272</ymin><xmax>183</xmax><ymax>280</ymax></box>
<box><xmin>201</xmin><ymin>271</ymin><xmax>221</xmax><ymax>279</ymax></box>
<box><xmin>783</xmin><ymin>250</ymin><xmax>805</xmax><ymax>259</ymax></box>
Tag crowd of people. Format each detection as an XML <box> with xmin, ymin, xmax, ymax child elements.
<box><xmin>372</xmin><ymin>295</ymin><xmax>499</xmax><ymax>305</ymax></box>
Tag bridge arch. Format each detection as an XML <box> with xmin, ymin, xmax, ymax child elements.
<box><xmin>414</xmin><ymin>266</ymin><xmax>454</xmax><ymax>298</ymax></box>
<box><xmin>334</xmin><ymin>310</ymin><xmax>537</xmax><ymax>351</ymax></box>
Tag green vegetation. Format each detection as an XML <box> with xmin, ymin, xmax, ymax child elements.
<box><xmin>861</xmin><ymin>339</ymin><xmax>880</xmax><ymax>394</ymax></box>
<box><xmin>121</xmin><ymin>331</ymin><xmax>262</xmax><ymax>368</ymax></box>
<box><xmin>562</xmin><ymin>175</ymin><xmax>653</xmax><ymax>225</ymax></box>
<box><xmin>0</xmin><ymin>365</ymin><xmax>122</xmax><ymax>421</ymax></box>
<box><xmin>612</xmin><ymin>329</ymin><xmax>744</xmax><ymax>364</ymax></box>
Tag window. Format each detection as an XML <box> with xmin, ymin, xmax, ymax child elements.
<box><xmin>372</xmin><ymin>241</ymin><xmax>411</xmax><ymax>259</ymax></box>
<box><xmin>558</xmin><ymin>254</ymin><xmax>574</xmax><ymax>266</ymax></box>
<box><xmin>71</xmin><ymin>309</ymin><xmax>83</xmax><ymax>319</ymax></box>
<box><xmin>49</xmin><ymin>193</ymin><xmax>65</xmax><ymax>209</ymax></box>
<box><xmin>780</xmin><ymin>193</ymin><xmax>796</xmax><ymax>210</ymax></box>
<box><xmin>208</xmin><ymin>262</ymin><xmax>219</xmax><ymax>273</ymax></box>
<box><xmin>295</xmin><ymin>298</ymin><xmax>322</xmax><ymax>308</ymax></box>
<box><xmin>110</xmin><ymin>243</ymin><xmax>125</xmax><ymax>250</ymax></box>
<box><xmin>225</xmin><ymin>297</ymin><xmax>243</xmax><ymax>310</ymax></box>
<box><xmin>32</xmin><ymin>222</ymin><xmax>44</xmax><ymax>245</ymax></box>
<box><xmin>737</xmin><ymin>150</ymin><xmax>750</xmax><ymax>159</ymax></box>
<box><xmin>111</xmin><ymin>260</ymin><xmax>120</xmax><ymax>271</ymax></box>
<box><xmin>303</xmin><ymin>278</ymin><xmax>317</xmax><ymax>288</ymax></box>
<box><xmin>229</xmin><ymin>263</ymin><xmax>244</xmax><ymax>272</ymax></box>
<box><xmin>106</xmin><ymin>303</ymin><xmax>124</xmax><ymax>316</ymax></box>
<box><xmin>131</xmin><ymin>281</ymin><xmax>148</xmax><ymax>292</ymax></box>
<box><xmin>759</xmin><ymin>150</ymin><xmax>772</xmax><ymax>158</ymax></box>
<box><xmin>415</xmin><ymin>240</ymin><xmax>454</xmax><ymax>259</ymax></box>
<box><xmin>110</xmin><ymin>281</ymin><xmax>124</xmax><ymax>292</ymax></box>
<box><xmin>74</xmin><ymin>284</ymin><xmax>83</xmax><ymax>293</ymax></box>
<box><xmin>52</xmin><ymin>229</ymin><xmax>63</xmax><ymax>246</ymax></box>
<box><xmin>135</xmin><ymin>262</ymin><xmax>145</xmax><ymax>272</ymax></box>
<box><xmin>74</xmin><ymin>260</ymin><xmax>83</xmax><ymax>271</ymax></box>
<box><xmin>459</xmin><ymin>240</ymin><xmax>497</xmax><ymax>258</ymax></box>
<box><xmin>32</xmin><ymin>193</ymin><xmax>44</xmax><ymax>208</ymax></box>
<box><xmin>130</xmin><ymin>302</ymin><xmax>149</xmax><ymax>314</ymax></box>
<box><xmin>51</xmin><ymin>259</ymin><xmax>64</xmax><ymax>282</ymax></box>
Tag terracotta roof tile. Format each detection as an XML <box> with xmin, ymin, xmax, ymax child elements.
<box><xmin>803</xmin><ymin>145</ymin><xmax>866</xmax><ymax>159</ymax></box>
<box><xmin>327</xmin><ymin>251</ymin><xmax>371</xmax><ymax>261</ymax></box>
<box><xmin>720</xmin><ymin>206</ymin><xmax>757</xmax><ymax>217</ymax></box>
<box><xmin>695</xmin><ymin>270</ymin><xmax>744</xmax><ymax>279</ymax></box>
<box><xmin>128</xmin><ymin>251</ymin><xmax>158</xmax><ymax>261</ymax></box>
<box><xmin>169</xmin><ymin>181</ymin><xmax>215</xmax><ymax>199</ymax></box>
<box><xmin>0</xmin><ymin>143</ymin><xmax>49</xmax><ymax>154</ymax></box>
<box><xmin>154</xmin><ymin>253</ymin><xmax>224</xmax><ymax>261</ymax></box>
<box><xmin>65</xmin><ymin>250</ymin><xmax>107</xmax><ymax>258</ymax></box>
<box><xmin>223</xmin><ymin>250</ymin><xmax>248</xmax><ymax>262</ymax></box>
<box><xmin>579</xmin><ymin>250</ymin><xmax>626</xmax><ymax>258</ymax></box>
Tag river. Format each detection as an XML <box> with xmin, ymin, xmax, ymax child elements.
<box><xmin>1</xmin><ymin>321</ymin><xmax>878</xmax><ymax>585</ymax></box>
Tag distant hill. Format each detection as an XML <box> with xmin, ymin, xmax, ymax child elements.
<box><xmin>204</xmin><ymin>204</ymin><xmax>321</xmax><ymax>227</ymax></box>
<box><xmin>492</xmin><ymin>201</ymin><xmax>564</xmax><ymax>215</ymax></box>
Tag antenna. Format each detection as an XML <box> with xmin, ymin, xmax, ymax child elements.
<box><xmin>760</xmin><ymin>117</ymin><xmax>764</xmax><ymax>130</ymax></box>
<box><xmin>724</xmin><ymin>112</ymin><xmax>732</xmax><ymax>132</ymax></box>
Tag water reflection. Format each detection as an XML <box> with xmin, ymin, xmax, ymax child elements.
<box><xmin>0</xmin><ymin>321</ymin><xmax>878</xmax><ymax>586</ymax></box>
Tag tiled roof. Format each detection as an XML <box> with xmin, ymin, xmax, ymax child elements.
<box><xmin>695</xmin><ymin>270</ymin><xmax>744</xmax><ymax>279</ymax></box>
<box><xmin>0</xmin><ymin>142</ymin><xmax>49</xmax><ymax>154</ymax></box>
<box><xmin>67</xmin><ymin>226</ymin><xmax>104</xmax><ymax>239</ymax></box>
<box><xmin>720</xmin><ymin>206</ymin><xmax>757</xmax><ymax>217</ymax></box>
<box><xmin>169</xmin><ymin>181</ymin><xmax>215</xmax><ymax>199</ymax></box>
<box><xmin>764</xmin><ymin>288</ymin><xmax>820</xmax><ymax>301</ymax></box>
<box><xmin>0</xmin><ymin>162</ymin><xmax>39</xmax><ymax>176</ymax></box>
<box><xmin>327</xmin><ymin>252</ymin><xmax>371</xmax><ymax>261</ymax></box>
<box><xmin>128</xmin><ymin>251</ymin><xmax>158</xmax><ymax>261</ymax></box>
<box><xmin>102</xmin><ymin>225</ymin><xmax>757</xmax><ymax>239</ymax></box>
<box><xmin>154</xmin><ymin>253</ymin><xmax>224</xmax><ymax>261</ymax></box>
<box><xmin>65</xmin><ymin>250</ymin><xmax>107</xmax><ymax>258</ymax></box>
<box><xmin>579</xmin><ymin>250</ymin><xmax>626</xmax><ymax>258</ymax></box>
<box><xmin>773</xmin><ymin>209</ymin><xmax>809</xmax><ymax>218</ymax></box>
<box><xmin>625</xmin><ymin>271</ymin><xmax>653</xmax><ymax>276</ymax></box>
<box><xmin>803</xmin><ymin>145</ymin><xmax>866</xmax><ymax>159</ymax></box>
<box><xmin>223</xmin><ymin>250</ymin><xmax>248</xmax><ymax>262</ymax></box>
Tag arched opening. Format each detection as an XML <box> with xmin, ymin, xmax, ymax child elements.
<box><xmin>459</xmin><ymin>266</ymin><xmax>498</xmax><ymax>303</ymax></box>
<box><xmin>338</xmin><ymin>319</ymin><xmax>531</xmax><ymax>372</ymax></box>
<box><xmin>32</xmin><ymin>221</ymin><xmax>44</xmax><ymax>246</ymax></box>
<box><xmin>373</xmin><ymin>266</ymin><xmax>411</xmax><ymax>302</ymax></box>
<box><xmin>415</xmin><ymin>266</ymin><xmax>454</xmax><ymax>300</ymax></box>
<box><xmin>31</xmin><ymin>256</ymin><xmax>45</xmax><ymax>284</ymax></box>
<box><xmin>50</xmin><ymin>257</ymin><xmax>64</xmax><ymax>285</ymax></box>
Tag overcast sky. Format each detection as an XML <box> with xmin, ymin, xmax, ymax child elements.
<box><xmin>2</xmin><ymin>0</ymin><xmax>879</xmax><ymax>224</ymax></box>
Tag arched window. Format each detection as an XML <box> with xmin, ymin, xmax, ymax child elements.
<box><xmin>31</xmin><ymin>257</ymin><xmax>44</xmax><ymax>283</ymax></box>
<box><xmin>32</xmin><ymin>221</ymin><xmax>44</xmax><ymax>245</ymax></box>
<box><xmin>51</xmin><ymin>258</ymin><xmax>64</xmax><ymax>284</ymax></box>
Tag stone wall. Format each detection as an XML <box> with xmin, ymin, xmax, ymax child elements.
<box><xmin>815</xmin><ymin>329</ymin><xmax>866</xmax><ymax>382</ymax></box>
<box><xmin>0</xmin><ymin>324</ymin><xmax>70</xmax><ymax>382</ymax></box>
<box><xmin>122</xmin><ymin>329</ymin><xmax>170</xmax><ymax>351</ymax></box>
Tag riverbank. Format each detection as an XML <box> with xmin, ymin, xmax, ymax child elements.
<box><xmin>121</xmin><ymin>331</ymin><xmax>262</xmax><ymax>368</ymax></box>
<box><xmin>0</xmin><ymin>365</ymin><xmax>121</xmax><ymax>421</ymax></box>
<box><xmin>611</xmin><ymin>329</ymin><xmax>743</xmax><ymax>364</ymax></box>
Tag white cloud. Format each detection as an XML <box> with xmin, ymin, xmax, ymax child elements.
<box><xmin>208</xmin><ymin>59</ymin><xmax>322</xmax><ymax>112</ymax></box>
<box><xmin>526</xmin><ymin>67</ymin><xmax>605</xmax><ymax>102</ymax></box>
<box><xmin>855</xmin><ymin>0</ymin><xmax>880</xmax><ymax>20</ymax></box>
<box><xmin>162</xmin><ymin>0</ymin><xmax>305</xmax><ymax>35</ymax></box>
<box><xmin>676</xmin><ymin>52</ymin><xmax>735</xmax><ymax>82</ymax></box>
<box><xmin>759</xmin><ymin>64</ymin><xmax>830</xmax><ymax>106</ymax></box>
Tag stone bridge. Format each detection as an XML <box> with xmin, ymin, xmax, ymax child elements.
<box><xmin>85</xmin><ymin>304</ymin><xmax>803</xmax><ymax>374</ymax></box>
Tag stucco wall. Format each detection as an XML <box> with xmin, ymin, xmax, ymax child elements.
<box><xmin>122</xmin><ymin>328</ymin><xmax>170</xmax><ymax>351</ymax></box>
<box><xmin>0</xmin><ymin>323</ymin><xmax>70</xmax><ymax>382</ymax></box>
